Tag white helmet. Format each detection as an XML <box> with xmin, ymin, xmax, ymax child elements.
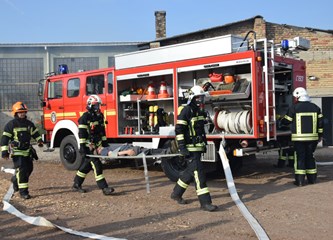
<box><xmin>87</xmin><ymin>94</ymin><xmax>102</xmax><ymax>112</ymax></box>
<box><xmin>293</xmin><ymin>87</ymin><xmax>310</xmax><ymax>102</ymax></box>
<box><xmin>187</xmin><ymin>85</ymin><xmax>206</xmax><ymax>105</ymax></box>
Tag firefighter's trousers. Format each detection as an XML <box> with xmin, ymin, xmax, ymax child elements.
<box><xmin>172</xmin><ymin>151</ymin><xmax>212</xmax><ymax>205</ymax></box>
<box><xmin>294</xmin><ymin>141</ymin><xmax>318</xmax><ymax>181</ymax></box>
<box><xmin>74</xmin><ymin>156</ymin><xmax>108</xmax><ymax>189</ymax></box>
<box><xmin>12</xmin><ymin>156</ymin><xmax>33</xmax><ymax>196</ymax></box>
<box><xmin>277</xmin><ymin>148</ymin><xmax>295</xmax><ymax>168</ymax></box>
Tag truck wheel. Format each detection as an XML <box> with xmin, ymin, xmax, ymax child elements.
<box><xmin>60</xmin><ymin>135</ymin><xmax>82</xmax><ymax>170</ymax></box>
<box><xmin>161</xmin><ymin>157</ymin><xmax>187</xmax><ymax>182</ymax></box>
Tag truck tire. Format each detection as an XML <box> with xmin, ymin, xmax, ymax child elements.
<box><xmin>60</xmin><ymin>135</ymin><xmax>82</xmax><ymax>170</ymax></box>
<box><xmin>161</xmin><ymin>156</ymin><xmax>187</xmax><ymax>182</ymax></box>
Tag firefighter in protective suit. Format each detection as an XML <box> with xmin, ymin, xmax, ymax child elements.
<box><xmin>72</xmin><ymin>95</ymin><xmax>114</xmax><ymax>195</ymax></box>
<box><xmin>281</xmin><ymin>87</ymin><xmax>323</xmax><ymax>186</ymax></box>
<box><xmin>1</xmin><ymin>102</ymin><xmax>43</xmax><ymax>199</ymax></box>
<box><xmin>170</xmin><ymin>86</ymin><xmax>218</xmax><ymax>212</ymax></box>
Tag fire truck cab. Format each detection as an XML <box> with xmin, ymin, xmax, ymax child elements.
<box><xmin>39</xmin><ymin>33</ymin><xmax>309</xmax><ymax>181</ymax></box>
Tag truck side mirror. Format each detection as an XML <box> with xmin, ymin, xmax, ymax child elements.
<box><xmin>38</xmin><ymin>79</ymin><xmax>44</xmax><ymax>98</ymax></box>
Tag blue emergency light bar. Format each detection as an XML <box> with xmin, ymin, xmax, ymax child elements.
<box><xmin>281</xmin><ymin>40</ymin><xmax>289</xmax><ymax>51</ymax></box>
<box><xmin>58</xmin><ymin>64</ymin><xmax>68</xmax><ymax>74</ymax></box>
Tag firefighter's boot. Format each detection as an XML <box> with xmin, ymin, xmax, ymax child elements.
<box><xmin>171</xmin><ymin>184</ymin><xmax>188</xmax><ymax>204</ymax></box>
<box><xmin>21</xmin><ymin>194</ymin><xmax>31</xmax><ymax>200</ymax></box>
<box><xmin>199</xmin><ymin>193</ymin><xmax>218</xmax><ymax>212</ymax></box>
<box><xmin>11</xmin><ymin>176</ymin><xmax>18</xmax><ymax>192</ymax></box>
<box><xmin>274</xmin><ymin>159</ymin><xmax>285</xmax><ymax>168</ymax></box>
<box><xmin>19</xmin><ymin>188</ymin><xmax>31</xmax><ymax>200</ymax></box>
<box><xmin>201</xmin><ymin>204</ymin><xmax>218</xmax><ymax>212</ymax></box>
<box><xmin>102</xmin><ymin>187</ymin><xmax>115</xmax><ymax>195</ymax></box>
<box><xmin>294</xmin><ymin>174</ymin><xmax>305</xmax><ymax>187</ymax></box>
<box><xmin>307</xmin><ymin>174</ymin><xmax>317</xmax><ymax>184</ymax></box>
<box><xmin>72</xmin><ymin>183</ymin><xmax>86</xmax><ymax>193</ymax></box>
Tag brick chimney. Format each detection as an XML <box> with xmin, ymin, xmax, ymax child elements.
<box><xmin>155</xmin><ymin>11</ymin><xmax>166</xmax><ymax>39</ymax></box>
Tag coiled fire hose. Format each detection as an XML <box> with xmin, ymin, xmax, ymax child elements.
<box><xmin>215</xmin><ymin>110</ymin><xmax>252</xmax><ymax>134</ymax></box>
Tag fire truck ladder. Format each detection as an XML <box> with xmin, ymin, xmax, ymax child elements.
<box><xmin>259</xmin><ymin>38</ymin><xmax>277</xmax><ymax>142</ymax></box>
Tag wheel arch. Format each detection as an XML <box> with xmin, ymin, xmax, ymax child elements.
<box><xmin>50</xmin><ymin>120</ymin><xmax>79</xmax><ymax>148</ymax></box>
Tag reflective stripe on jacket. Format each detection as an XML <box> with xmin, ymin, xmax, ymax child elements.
<box><xmin>175</xmin><ymin>105</ymin><xmax>206</xmax><ymax>152</ymax></box>
<box><xmin>1</xmin><ymin>118</ymin><xmax>42</xmax><ymax>157</ymax></box>
<box><xmin>78</xmin><ymin>112</ymin><xmax>108</xmax><ymax>148</ymax></box>
<box><xmin>281</xmin><ymin>101</ymin><xmax>323</xmax><ymax>141</ymax></box>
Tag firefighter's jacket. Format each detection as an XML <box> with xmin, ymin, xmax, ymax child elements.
<box><xmin>281</xmin><ymin>101</ymin><xmax>323</xmax><ymax>141</ymax></box>
<box><xmin>175</xmin><ymin>103</ymin><xmax>207</xmax><ymax>152</ymax></box>
<box><xmin>78</xmin><ymin>111</ymin><xmax>108</xmax><ymax>150</ymax></box>
<box><xmin>1</xmin><ymin>117</ymin><xmax>42</xmax><ymax>158</ymax></box>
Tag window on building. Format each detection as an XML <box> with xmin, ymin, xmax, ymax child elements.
<box><xmin>67</xmin><ymin>78</ymin><xmax>80</xmax><ymax>97</ymax></box>
<box><xmin>54</xmin><ymin>57</ymin><xmax>99</xmax><ymax>73</ymax></box>
<box><xmin>108</xmin><ymin>56</ymin><xmax>115</xmax><ymax>67</ymax></box>
<box><xmin>0</xmin><ymin>58</ymin><xmax>43</xmax><ymax>110</ymax></box>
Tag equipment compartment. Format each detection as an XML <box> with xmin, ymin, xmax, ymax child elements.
<box><xmin>117</xmin><ymin>72</ymin><xmax>175</xmax><ymax>136</ymax></box>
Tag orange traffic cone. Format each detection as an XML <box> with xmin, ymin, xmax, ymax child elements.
<box><xmin>146</xmin><ymin>82</ymin><xmax>157</xmax><ymax>99</ymax></box>
<box><xmin>158</xmin><ymin>81</ymin><xmax>170</xmax><ymax>98</ymax></box>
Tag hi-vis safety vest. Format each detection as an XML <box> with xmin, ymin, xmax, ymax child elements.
<box><xmin>282</xmin><ymin>101</ymin><xmax>323</xmax><ymax>141</ymax></box>
<box><xmin>175</xmin><ymin>105</ymin><xmax>206</xmax><ymax>152</ymax></box>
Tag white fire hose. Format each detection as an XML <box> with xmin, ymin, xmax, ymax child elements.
<box><xmin>215</xmin><ymin>110</ymin><xmax>251</xmax><ymax>134</ymax></box>
<box><xmin>1</xmin><ymin>166</ymin><xmax>126</xmax><ymax>240</ymax></box>
<box><xmin>218</xmin><ymin>142</ymin><xmax>270</xmax><ymax>240</ymax></box>
<box><xmin>3</xmin><ymin>154</ymin><xmax>331</xmax><ymax>239</ymax></box>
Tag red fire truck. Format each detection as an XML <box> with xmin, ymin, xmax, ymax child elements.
<box><xmin>39</xmin><ymin>33</ymin><xmax>310</xmax><ymax>181</ymax></box>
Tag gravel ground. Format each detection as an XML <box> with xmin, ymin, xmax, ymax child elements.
<box><xmin>1</xmin><ymin>146</ymin><xmax>333</xmax><ymax>240</ymax></box>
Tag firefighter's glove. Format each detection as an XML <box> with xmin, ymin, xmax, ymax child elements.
<box><xmin>202</xmin><ymin>145</ymin><xmax>207</xmax><ymax>153</ymax></box>
<box><xmin>179</xmin><ymin>147</ymin><xmax>190</xmax><ymax>158</ymax></box>
<box><xmin>2</xmin><ymin>152</ymin><xmax>9</xmax><ymax>160</ymax></box>
<box><xmin>37</xmin><ymin>141</ymin><xmax>44</xmax><ymax>148</ymax></box>
<box><xmin>30</xmin><ymin>147</ymin><xmax>39</xmax><ymax>161</ymax></box>
<box><xmin>276</xmin><ymin>119</ymin><xmax>282</xmax><ymax>129</ymax></box>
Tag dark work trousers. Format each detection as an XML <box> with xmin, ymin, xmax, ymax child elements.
<box><xmin>294</xmin><ymin>141</ymin><xmax>318</xmax><ymax>176</ymax></box>
<box><xmin>12</xmin><ymin>156</ymin><xmax>33</xmax><ymax>196</ymax></box>
<box><xmin>74</xmin><ymin>155</ymin><xmax>108</xmax><ymax>189</ymax></box>
<box><xmin>173</xmin><ymin>151</ymin><xmax>212</xmax><ymax>205</ymax></box>
<box><xmin>277</xmin><ymin>148</ymin><xmax>295</xmax><ymax>168</ymax></box>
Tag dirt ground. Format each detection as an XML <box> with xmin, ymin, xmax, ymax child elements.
<box><xmin>0</xmin><ymin>146</ymin><xmax>333</xmax><ymax>240</ymax></box>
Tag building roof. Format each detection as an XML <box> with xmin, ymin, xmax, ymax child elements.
<box><xmin>139</xmin><ymin>15</ymin><xmax>333</xmax><ymax>47</ymax></box>
<box><xmin>0</xmin><ymin>41</ymin><xmax>144</xmax><ymax>48</ymax></box>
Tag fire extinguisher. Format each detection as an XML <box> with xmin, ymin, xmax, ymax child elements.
<box><xmin>149</xmin><ymin>105</ymin><xmax>155</xmax><ymax>131</ymax></box>
<box><xmin>153</xmin><ymin>105</ymin><xmax>158</xmax><ymax>128</ymax></box>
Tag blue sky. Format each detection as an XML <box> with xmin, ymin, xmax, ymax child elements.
<box><xmin>0</xmin><ymin>0</ymin><xmax>332</xmax><ymax>43</ymax></box>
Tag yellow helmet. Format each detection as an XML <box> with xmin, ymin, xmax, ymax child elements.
<box><xmin>12</xmin><ymin>102</ymin><xmax>28</xmax><ymax>116</ymax></box>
